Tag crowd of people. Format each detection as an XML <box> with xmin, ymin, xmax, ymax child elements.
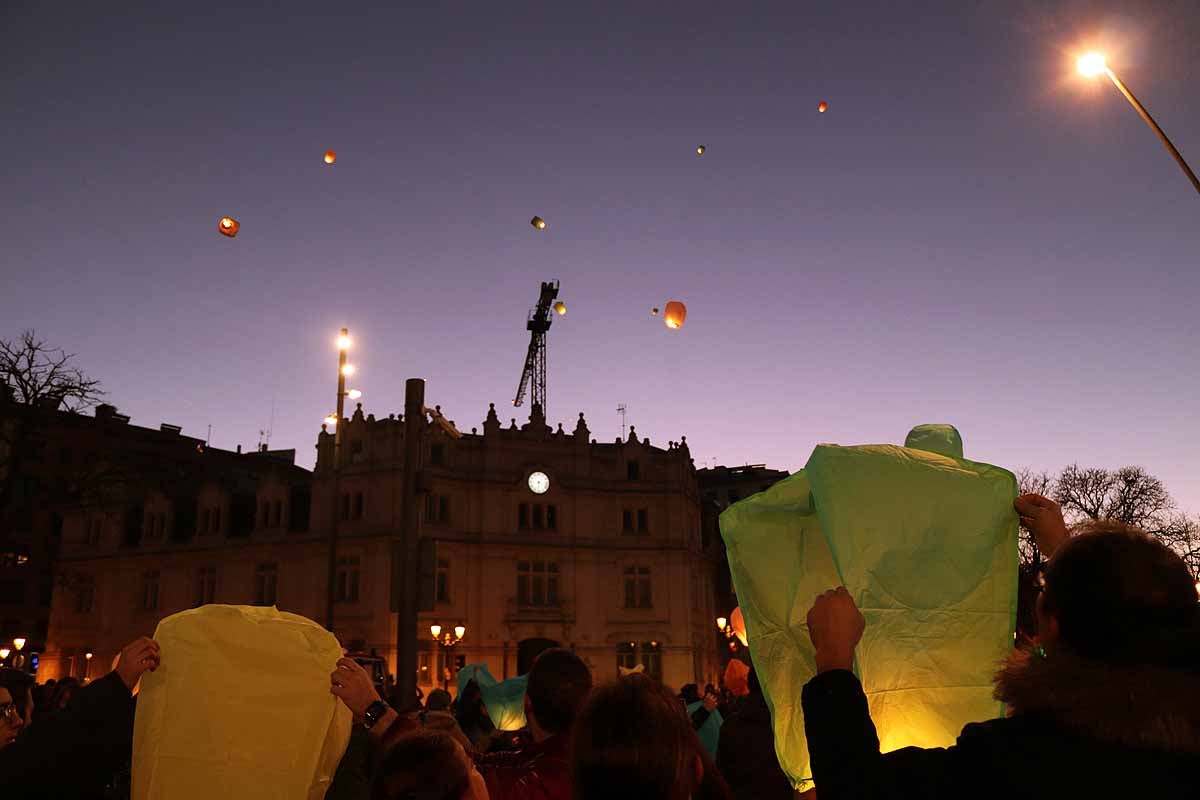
<box><xmin>2</xmin><ymin>494</ymin><xmax>1199</xmax><ymax>798</ymax></box>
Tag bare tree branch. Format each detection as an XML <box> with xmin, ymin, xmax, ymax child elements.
<box><xmin>0</xmin><ymin>329</ymin><xmax>104</xmax><ymax>412</ymax></box>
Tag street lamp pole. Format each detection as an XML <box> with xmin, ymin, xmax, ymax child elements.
<box><xmin>395</xmin><ymin>378</ymin><xmax>425</xmax><ymax>708</ymax></box>
<box><xmin>1078</xmin><ymin>53</ymin><xmax>1200</xmax><ymax>196</ymax></box>
<box><xmin>326</xmin><ymin>329</ymin><xmax>350</xmax><ymax>631</ymax></box>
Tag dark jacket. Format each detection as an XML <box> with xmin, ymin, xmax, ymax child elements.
<box><xmin>717</xmin><ymin>691</ymin><xmax>795</xmax><ymax>800</ymax></box>
<box><xmin>801</xmin><ymin>648</ymin><xmax>1200</xmax><ymax>799</ymax></box>
<box><xmin>474</xmin><ymin>733</ymin><xmax>571</xmax><ymax>800</ymax></box>
<box><xmin>0</xmin><ymin>671</ymin><xmax>135</xmax><ymax>799</ymax></box>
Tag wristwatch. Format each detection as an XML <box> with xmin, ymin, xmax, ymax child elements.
<box><xmin>362</xmin><ymin>700</ymin><xmax>389</xmax><ymax>730</ymax></box>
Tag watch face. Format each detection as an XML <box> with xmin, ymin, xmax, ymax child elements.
<box><xmin>528</xmin><ymin>471</ymin><xmax>550</xmax><ymax>494</ymax></box>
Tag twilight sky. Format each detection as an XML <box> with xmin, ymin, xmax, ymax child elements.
<box><xmin>2</xmin><ymin>1</ymin><xmax>1198</xmax><ymax>511</ymax></box>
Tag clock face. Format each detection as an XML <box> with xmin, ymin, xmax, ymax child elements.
<box><xmin>528</xmin><ymin>471</ymin><xmax>550</xmax><ymax>495</ymax></box>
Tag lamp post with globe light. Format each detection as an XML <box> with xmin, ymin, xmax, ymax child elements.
<box><xmin>430</xmin><ymin>625</ymin><xmax>466</xmax><ymax>692</ymax></box>
<box><xmin>1076</xmin><ymin>52</ymin><xmax>1200</xmax><ymax>196</ymax></box>
<box><xmin>325</xmin><ymin>329</ymin><xmax>362</xmax><ymax>631</ymax></box>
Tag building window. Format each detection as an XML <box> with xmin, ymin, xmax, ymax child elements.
<box><xmin>255</xmin><ymin>563</ymin><xmax>278</xmax><ymax>606</ymax></box>
<box><xmin>430</xmin><ymin>444</ymin><xmax>445</xmax><ymax>466</ymax></box>
<box><xmin>616</xmin><ymin>642</ymin><xmax>637</xmax><ymax>672</ymax></box>
<box><xmin>627</xmin><ymin>460</ymin><xmax>640</xmax><ymax>481</ymax></box>
<box><xmin>418</xmin><ymin>652</ymin><xmax>433</xmax><ymax>685</ymax></box>
<box><xmin>211</xmin><ymin>507</ymin><xmax>221</xmax><ymax>534</ymax></box>
<box><xmin>622</xmin><ymin>509</ymin><xmax>648</xmax><ymax>535</ymax></box>
<box><xmin>341</xmin><ymin>494</ymin><xmax>351</xmax><ymax>522</ymax></box>
<box><xmin>0</xmin><ymin>552</ymin><xmax>30</xmax><ymax>568</ymax></box>
<box><xmin>272</xmin><ymin>500</ymin><xmax>283</xmax><ymax>528</ymax></box>
<box><xmin>641</xmin><ymin>642</ymin><xmax>662</xmax><ymax>681</ymax></box>
<box><xmin>74</xmin><ymin>578</ymin><xmax>94</xmax><ymax>614</ymax></box>
<box><xmin>623</xmin><ymin>566</ymin><xmax>652</xmax><ymax>608</ymax></box>
<box><xmin>436</xmin><ymin>559</ymin><xmax>450</xmax><ymax>604</ymax></box>
<box><xmin>196</xmin><ymin>567</ymin><xmax>216</xmax><ymax>607</ymax></box>
<box><xmin>141</xmin><ymin>570</ymin><xmax>160</xmax><ymax>611</ymax></box>
<box><xmin>518</xmin><ymin>504</ymin><xmax>529</xmax><ymax>530</ymax></box>
<box><xmin>350</xmin><ymin>440</ymin><xmax>363</xmax><ymax>463</ymax></box>
<box><xmin>517</xmin><ymin>560</ymin><xmax>559</xmax><ymax>606</ymax></box>
<box><xmin>425</xmin><ymin>494</ymin><xmax>450</xmax><ymax>525</ymax></box>
<box><xmin>353</xmin><ymin>492</ymin><xmax>364</xmax><ymax>520</ymax></box>
<box><xmin>532</xmin><ymin>504</ymin><xmax>544</xmax><ymax>529</ymax></box>
<box><xmin>336</xmin><ymin>556</ymin><xmax>361</xmax><ymax>603</ymax></box>
<box><xmin>86</xmin><ymin>518</ymin><xmax>103</xmax><ymax>546</ymax></box>
<box><xmin>637</xmin><ymin>509</ymin><xmax>648</xmax><ymax>534</ymax></box>
<box><xmin>546</xmin><ymin>504</ymin><xmax>557</xmax><ymax>531</ymax></box>
<box><xmin>622</xmin><ymin>510</ymin><xmax>633</xmax><ymax>533</ymax></box>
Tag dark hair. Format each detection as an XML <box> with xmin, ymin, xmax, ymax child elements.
<box><xmin>678</xmin><ymin>683</ymin><xmax>700</xmax><ymax>704</ymax></box>
<box><xmin>425</xmin><ymin>688</ymin><xmax>452</xmax><ymax>712</ymax></box>
<box><xmin>0</xmin><ymin>668</ymin><xmax>35</xmax><ymax>718</ymax></box>
<box><xmin>572</xmin><ymin>675</ymin><xmax>731</xmax><ymax>800</ymax></box>
<box><xmin>372</xmin><ymin>729</ymin><xmax>470</xmax><ymax>800</ymax></box>
<box><xmin>526</xmin><ymin>648</ymin><xmax>592</xmax><ymax>735</ymax></box>
<box><xmin>48</xmin><ymin>677</ymin><xmax>80</xmax><ymax>711</ymax></box>
<box><xmin>1043</xmin><ymin>521</ymin><xmax>1200</xmax><ymax>669</ymax></box>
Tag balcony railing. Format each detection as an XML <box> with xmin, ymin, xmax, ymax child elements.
<box><xmin>504</xmin><ymin>596</ymin><xmax>574</xmax><ymax>623</ymax></box>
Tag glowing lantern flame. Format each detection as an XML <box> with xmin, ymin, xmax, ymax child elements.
<box><xmin>651</xmin><ymin>307</ymin><xmax>659</xmax><ymax>316</ymax></box>
<box><xmin>530</xmin><ymin>216</ymin><xmax>547</xmax><ymax>230</ymax></box>
<box><xmin>324</xmin><ymin>150</ymin><xmax>337</xmax><ymax>164</ymax></box>
<box><xmin>553</xmin><ymin>300</ymin><xmax>567</xmax><ymax>316</ymax></box>
<box><xmin>696</xmin><ymin>145</ymin><xmax>706</xmax><ymax>155</ymax></box>
<box><xmin>663</xmin><ymin>301</ymin><xmax>687</xmax><ymax>330</ymax></box>
<box><xmin>218</xmin><ymin>217</ymin><xmax>240</xmax><ymax>238</ymax></box>
<box><xmin>818</xmin><ymin>101</ymin><xmax>828</xmax><ymax>113</ymax></box>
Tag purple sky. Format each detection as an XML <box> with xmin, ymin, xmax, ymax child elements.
<box><xmin>3</xmin><ymin>1</ymin><xmax>1199</xmax><ymax>511</ymax></box>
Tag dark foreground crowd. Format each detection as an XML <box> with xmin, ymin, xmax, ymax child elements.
<box><xmin>2</xmin><ymin>494</ymin><xmax>1198</xmax><ymax>799</ymax></box>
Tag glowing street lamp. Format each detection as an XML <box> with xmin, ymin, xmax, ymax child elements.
<box><xmin>326</xmin><ymin>327</ymin><xmax>358</xmax><ymax>632</ymax></box>
<box><xmin>12</xmin><ymin>638</ymin><xmax>25</xmax><ymax>651</ymax></box>
<box><xmin>0</xmin><ymin>648</ymin><xmax>9</xmax><ymax>661</ymax></box>
<box><xmin>1076</xmin><ymin>51</ymin><xmax>1200</xmax><ymax>196</ymax></box>
<box><xmin>430</xmin><ymin>623</ymin><xmax>466</xmax><ymax>691</ymax></box>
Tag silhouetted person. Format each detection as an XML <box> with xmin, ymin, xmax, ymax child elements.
<box><xmin>474</xmin><ymin>647</ymin><xmax>591</xmax><ymax>800</ymax></box>
<box><xmin>372</xmin><ymin>729</ymin><xmax>488</xmax><ymax>800</ymax></box>
<box><xmin>716</xmin><ymin>668</ymin><xmax>794</xmax><ymax>800</ymax></box>
<box><xmin>801</xmin><ymin>495</ymin><xmax>1200</xmax><ymax>800</ymax></box>
<box><xmin>572</xmin><ymin>674</ymin><xmax>731</xmax><ymax>800</ymax></box>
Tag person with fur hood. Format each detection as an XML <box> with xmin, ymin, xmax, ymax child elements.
<box><xmin>800</xmin><ymin>493</ymin><xmax>1200</xmax><ymax>800</ymax></box>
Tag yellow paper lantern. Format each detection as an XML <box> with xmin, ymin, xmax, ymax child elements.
<box><xmin>530</xmin><ymin>216</ymin><xmax>547</xmax><ymax>230</ymax></box>
<box><xmin>323</xmin><ymin>151</ymin><xmax>337</xmax><ymax>164</ymax></box>
<box><xmin>553</xmin><ymin>300</ymin><xmax>567</xmax><ymax>316</ymax></box>
<box><xmin>663</xmin><ymin>301</ymin><xmax>686</xmax><ymax>330</ymax></box>
<box><xmin>218</xmin><ymin>217</ymin><xmax>240</xmax><ymax>238</ymax></box>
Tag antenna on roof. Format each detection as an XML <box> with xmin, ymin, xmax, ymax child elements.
<box><xmin>206</xmin><ymin>424</ymin><xmax>212</xmax><ymax>446</ymax></box>
<box><xmin>617</xmin><ymin>403</ymin><xmax>628</xmax><ymax>441</ymax></box>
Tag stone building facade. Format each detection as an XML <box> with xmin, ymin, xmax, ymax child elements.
<box><xmin>42</xmin><ymin>401</ymin><xmax>721</xmax><ymax>693</ymax></box>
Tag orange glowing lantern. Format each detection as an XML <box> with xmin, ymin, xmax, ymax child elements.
<box><xmin>218</xmin><ymin>217</ymin><xmax>240</xmax><ymax>238</ymax></box>
<box><xmin>696</xmin><ymin>145</ymin><xmax>706</xmax><ymax>155</ymax></box>
<box><xmin>651</xmin><ymin>307</ymin><xmax>659</xmax><ymax>316</ymax></box>
<box><xmin>663</xmin><ymin>301</ymin><xmax>686</xmax><ymax>330</ymax></box>
<box><xmin>818</xmin><ymin>101</ymin><xmax>828</xmax><ymax>113</ymax></box>
<box><xmin>553</xmin><ymin>300</ymin><xmax>567</xmax><ymax>316</ymax></box>
<box><xmin>530</xmin><ymin>216</ymin><xmax>547</xmax><ymax>230</ymax></box>
<box><xmin>323</xmin><ymin>151</ymin><xmax>337</xmax><ymax>164</ymax></box>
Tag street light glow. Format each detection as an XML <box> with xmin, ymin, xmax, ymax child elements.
<box><xmin>0</xmin><ymin>648</ymin><xmax>9</xmax><ymax>660</ymax></box>
<box><xmin>453</xmin><ymin>625</ymin><xmax>466</xmax><ymax>639</ymax></box>
<box><xmin>347</xmin><ymin>389</ymin><xmax>362</xmax><ymax>400</ymax></box>
<box><xmin>430</xmin><ymin>624</ymin><xmax>442</xmax><ymax>638</ymax></box>
<box><xmin>85</xmin><ymin>651</ymin><xmax>94</xmax><ymax>660</ymax></box>
<box><xmin>1077</xmin><ymin>52</ymin><xmax>1107</xmax><ymax>78</ymax></box>
<box><xmin>341</xmin><ymin>364</ymin><xmax>356</xmax><ymax>376</ymax></box>
<box><xmin>337</xmin><ymin>334</ymin><xmax>351</xmax><ymax>350</ymax></box>
<box><xmin>324</xmin><ymin>414</ymin><xmax>338</xmax><ymax>427</ymax></box>
<box><xmin>12</xmin><ymin>638</ymin><xmax>24</xmax><ymax>651</ymax></box>
<box><xmin>716</xmin><ymin>616</ymin><xmax>727</xmax><ymax>631</ymax></box>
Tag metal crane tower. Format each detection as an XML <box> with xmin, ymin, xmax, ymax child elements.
<box><xmin>513</xmin><ymin>280</ymin><xmax>560</xmax><ymax>413</ymax></box>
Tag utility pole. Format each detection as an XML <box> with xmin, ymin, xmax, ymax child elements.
<box><xmin>325</xmin><ymin>328</ymin><xmax>349</xmax><ymax>631</ymax></box>
<box><xmin>394</xmin><ymin>378</ymin><xmax>425</xmax><ymax>709</ymax></box>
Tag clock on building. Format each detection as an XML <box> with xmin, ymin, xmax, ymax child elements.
<box><xmin>528</xmin><ymin>471</ymin><xmax>550</xmax><ymax>494</ymax></box>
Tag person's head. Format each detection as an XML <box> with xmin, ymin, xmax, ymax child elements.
<box><xmin>678</xmin><ymin>683</ymin><xmax>700</xmax><ymax>705</ymax></box>
<box><xmin>426</xmin><ymin>688</ymin><xmax>452</xmax><ymax>712</ymax></box>
<box><xmin>49</xmin><ymin>677</ymin><xmax>79</xmax><ymax>711</ymax></box>
<box><xmin>372</xmin><ymin>729</ymin><xmax>487</xmax><ymax>800</ymax></box>
<box><xmin>572</xmin><ymin>675</ymin><xmax>727</xmax><ymax>800</ymax></box>
<box><xmin>1037</xmin><ymin>521</ymin><xmax>1200</xmax><ymax>669</ymax></box>
<box><xmin>524</xmin><ymin>648</ymin><xmax>592</xmax><ymax>740</ymax></box>
<box><xmin>0</xmin><ymin>668</ymin><xmax>34</xmax><ymax>749</ymax></box>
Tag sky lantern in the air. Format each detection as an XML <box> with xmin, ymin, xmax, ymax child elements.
<box><xmin>663</xmin><ymin>301</ymin><xmax>686</xmax><ymax>330</ymax></box>
<box><xmin>651</xmin><ymin>307</ymin><xmax>659</xmax><ymax>316</ymax></box>
<box><xmin>553</xmin><ymin>300</ymin><xmax>566</xmax><ymax>316</ymax></box>
<box><xmin>530</xmin><ymin>216</ymin><xmax>546</xmax><ymax>230</ymax></box>
<box><xmin>218</xmin><ymin>217</ymin><xmax>240</xmax><ymax>238</ymax></box>
<box><xmin>323</xmin><ymin>151</ymin><xmax>337</xmax><ymax>164</ymax></box>
<box><xmin>818</xmin><ymin>101</ymin><xmax>828</xmax><ymax>113</ymax></box>
<box><xmin>696</xmin><ymin>145</ymin><xmax>706</xmax><ymax>155</ymax></box>
<box><xmin>730</xmin><ymin>606</ymin><xmax>748</xmax><ymax>646</ymax></box>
